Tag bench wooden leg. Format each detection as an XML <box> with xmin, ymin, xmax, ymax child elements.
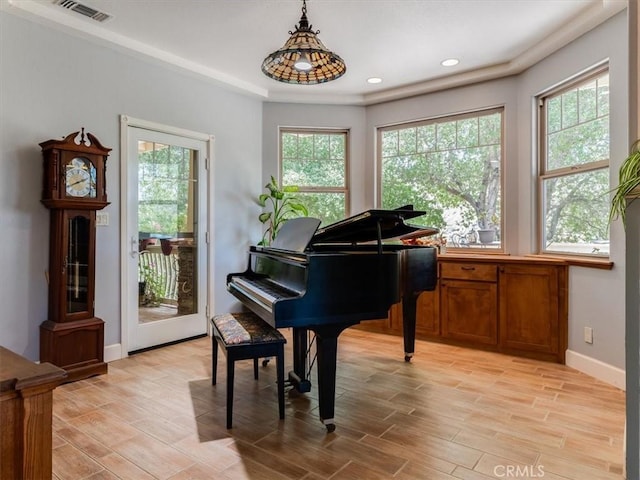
<box><xmin>277</xmin><ymin>345</ymin><xmax>285</xmax><ymax>420</ymax></box>
<box><xmin>226</xmin><ymin>355</ymin><xmax>234</xmax><ymax>429</ymax></box>
<box><xmin>211</xmin><ymin>337</ymin><xmax>218</xmax><ymax>386</ymax></box>
<box><xmin>253</xmin><ymin>358</ymin><xmax>259</xmax><ymax>380</ymax></box>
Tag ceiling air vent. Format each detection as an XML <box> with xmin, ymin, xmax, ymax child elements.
<box><xmin>54</xmin><ymin>0</ymin><xmax>112</xmax><ymax>23</ymax></box>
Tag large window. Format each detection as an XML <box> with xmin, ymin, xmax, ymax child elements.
<box><xmin>379</xmin><ymin>108</ymin><xmax>503</xmax><ymax>250</ymax></box>
<box><xmin>538</xmin><ymin>67</ymin><xmax>609</xmax><ymax>256</ymax></box>
<box><xmin>280</xmin><ymin>128</ymin><xmax>349</xmax><ymax>225</ymax></box>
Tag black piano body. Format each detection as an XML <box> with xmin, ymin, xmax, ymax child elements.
<box><xmin>226</xmin><ymin>207</ymin><xmax>438</xmax><ymax>431</ymax></box>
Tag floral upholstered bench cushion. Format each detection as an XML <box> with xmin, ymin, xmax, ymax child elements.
<box><xmin>212</xmin><ymin>312</ymin><xmax>285</xmax><ymax>346</ymax></box>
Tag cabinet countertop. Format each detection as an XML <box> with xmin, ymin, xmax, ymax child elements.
<box><xmin>438</xmin><ymin>253</ymin><xmax>568</xmax><ymax>266</ymax></box>
<box><xmin>0</xmin><ymin>346</ymin><xmax>67</xmax><ymax>393</ymax></box>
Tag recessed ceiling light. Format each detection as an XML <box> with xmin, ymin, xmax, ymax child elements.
<box><xmin>367</xmin><ymin>77</ymin><xmax>383</xmax><ymax>84</ymax></box>
<box><xmin>441</xmin><ymin>58</ymin><xmax>459</xmax><ymax>67</ymax></box>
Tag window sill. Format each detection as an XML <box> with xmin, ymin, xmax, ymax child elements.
<box><xmin>525</xmin><ymin>254</ymin><xmax>613</xmax><ymax>270</ymax></box>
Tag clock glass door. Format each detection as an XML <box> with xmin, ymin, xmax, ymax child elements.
<box><xmin>67</xmin><ymin>212</ymin><xmax>91</xmax><ymax>316</ymax></box>
<box><xmin>126</xmin><ymin>127</ymin><xmax>209</xmax><ymax>352</ymax></box>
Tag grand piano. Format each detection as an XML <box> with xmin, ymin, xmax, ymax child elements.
<box><xmin>226</xmin><ymin>206</ymin><xmax>438</xmax><ymax>431</ymax></box>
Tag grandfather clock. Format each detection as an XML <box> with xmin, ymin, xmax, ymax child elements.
<box><xmin>40</xmin><ymin>129</ymin><xmax>110</xmax><ymax>382</ymax></box>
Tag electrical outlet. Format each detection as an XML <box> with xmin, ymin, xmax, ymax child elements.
<box><xmin>584</xmin><ymin>326</ymin><xmax>593</xmax><ymax>344</ymax></box>
<box><xmin>96</xmin><ymin>212</ymin><xmax>109</xmax><ymax>226</ymax></box>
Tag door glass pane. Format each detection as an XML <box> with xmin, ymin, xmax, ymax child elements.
<box><xmin>137</xmin><ymin>141</ymin><xmax>198</xmax><ymax>323</ymax></box>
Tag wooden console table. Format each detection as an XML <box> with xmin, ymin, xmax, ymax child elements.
<box><xmin>0</xmin><ymin>346</ymin><xmax>66</xmax><ymax>480</ymax></box>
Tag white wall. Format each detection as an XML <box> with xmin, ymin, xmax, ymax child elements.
<box><xmin>263</xmin><ymin>12</ymin><xmax>628</xmax><ymax>376</ymax></box>
<box><xmin>0</xmin><ymin>12</ymin><xmax>263</xmax><ymax>360</ymax></box>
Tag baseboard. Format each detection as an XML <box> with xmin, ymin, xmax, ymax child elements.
<box><xmin>104</xmin><ymin>343</ymin><xmax>123</xmax><ymax>363</ymax></box>
<box><xmin>565</xmin><ymin>349</ymin><xmax>626</xmax><ymax>390</ymax></box>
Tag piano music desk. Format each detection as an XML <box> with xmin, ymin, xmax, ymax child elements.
<box><xmin>211</xmin><ymin>312</ymin><xmax>286</xmax><ymax>429</ymax></box>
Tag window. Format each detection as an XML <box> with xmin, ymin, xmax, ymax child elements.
<box><xmin>378</xmin><ymin>108</ymin><xmax>503</xmax><ymax>250</ymax></box>
<box><xmin>280</xmin><ymin>128</ymin><xmax>349</xmax><ymax>225</ymax></box>
<box><xmin>138</xmin><ymin>142</ymin><xmax>194</xmax><ymax>236</ymax></box>
<box><xmin>538</xmin><ymin>67</ymin><xmax>609</xmax><ymax>256</ymax></box>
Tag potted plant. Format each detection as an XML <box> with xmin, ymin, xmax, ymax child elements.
<box><xmin>477</xmin><ymin>228</ymin><xmax>496</xmax><ymax>244</ymax></box>
<box><xmin>139</xmin><ymin>259</ymin><xmax>165</xmax><ymax>306</ymax></box>
<box><xmin>609</xmin><ymin>139</ymin><xmax>640</xmax><ymax>227</ymax></box>
<box><xmin>258</xmin><ymin>175</ymin><xmax>308</xmax><ymax>246</ymax></box>
<box><xmin>477</xmin><ymin>212</ymin><xmax>499</xmax><ymax>244</ymax></box>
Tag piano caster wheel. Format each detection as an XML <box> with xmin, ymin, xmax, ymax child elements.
<box><xmin>404</xmin><ymin>355</ymin><xmax>412</xmax><ymax>362</ymax></box>
<box><xmin>262</xmin><ymin>359</ymin><xmax>270</xmax><ymax>367</ymax></box>
<box><xmin>325</xmin><ymin>423</ymin><xmax>336</xmax><ymax>433</ymax></box>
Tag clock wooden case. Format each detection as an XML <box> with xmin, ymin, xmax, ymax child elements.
<box><xmin>40</xmin><ymin>129</ymin><xmax>110</xmax><ymax>382</ymax></box>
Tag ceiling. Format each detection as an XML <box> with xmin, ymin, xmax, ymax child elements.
<box><xmin>2</xmin><ymin>0</ymin><xmax>627</xmax><ymax>105</ymax></box>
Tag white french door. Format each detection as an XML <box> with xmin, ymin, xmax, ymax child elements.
<box><xmin>121</xmin><ymin>117</ymin><xmax>212</xmax><ymax>353</ymax></box>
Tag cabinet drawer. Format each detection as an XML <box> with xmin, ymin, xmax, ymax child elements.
<box><xmin>440</xmin><ymin>262</ymin><xmax>497</xmax><ymax>282</ymax></box>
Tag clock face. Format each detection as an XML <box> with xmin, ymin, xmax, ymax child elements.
<box><xmin>65</xmin><ymin>157</ymin><xmax>96</xmax><ymax>198</ymax></box>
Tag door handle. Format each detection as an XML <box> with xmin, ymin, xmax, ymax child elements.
<box><xmin>130</xmin><ymin>236</ymin><xmax>139</xmax><ymax>258</ymax></box>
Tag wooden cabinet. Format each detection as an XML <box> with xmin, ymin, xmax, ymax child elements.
<box><xmin>499</xmin><ymin>263</ymin><xmax>566</xmax><ymax>360</ymax></box>
<box><xmin>416</xmin><ymin>289</ymin><xmax>440</xmax><ymax>337</ymax></box>
<box><xmin>440</xmin><ymin>262</ymin><xmax>497</xmax><ymax>345</ymax></box>
<box><xmin>378</xmin><ymin>255</ymin><xmax>568</xmax><ymax>363</ymax></box>
<box><xmin>0</xmin><ymin>347</ymin><xmax>66</xmax><ymax>480</ymax></box>
<box><xmin>380</xmin><ymin>289</ymin><xmax>441</xmax><ymax>337</ymax></box>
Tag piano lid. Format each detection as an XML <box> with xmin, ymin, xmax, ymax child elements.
<box><xmin>311</xmin><ymin>205</ymin><xmax>438</xmax><ymax>245</ymax></box>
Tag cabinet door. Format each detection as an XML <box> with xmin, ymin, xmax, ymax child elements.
<box><xmin>416</xmin><ymin>288</ymin><xmax>440</xmax><ymax>336</ymax></box>
<box><xmin>499</xmin><ymin>265</ymin><xmax>559</xmax><ymax>355</ymax></box>
<box><xmin>441</xmin><ymin>280</ymin><xmax>497</xmax><ymax>344</ymax></box>
<box><xmin>387</xmin><ymin>288</ymin><xmax>440</xmax><ymax>337</ymax></box>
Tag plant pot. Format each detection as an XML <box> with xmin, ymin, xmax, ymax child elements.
<box><xmin>477</xmin><ymin>229</ymin><xmax>495</xmax><ymax>244</ymax></box>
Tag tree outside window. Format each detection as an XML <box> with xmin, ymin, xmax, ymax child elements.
<box><xmin>138</xmin><ymin>142</ymin><xmax>192</xmax><ymax>236</ymax></box>
<box><xmin>379</xmin><ymin>108</ymin><xmax>503</xmax><ymax>250</ymax></box>
<box><xmin>280</xmin><ymin>129</ymin><xmax>349</xmax><ymax>226</ymax></box>
<box><xmin>539</xmin><ymin>67</ymin><xmax>609</xmax><ymax>256</ymax></box>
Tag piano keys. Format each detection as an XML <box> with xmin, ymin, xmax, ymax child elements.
<box><xmin>226</xmin><ymin>207</ymin><xmax>438</xmax><ymax>431</ymax></box>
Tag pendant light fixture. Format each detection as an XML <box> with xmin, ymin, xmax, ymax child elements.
<box><xmin>261</xmin><ymin>0</ymin><xmax>346</xmax><ymax>85</ymax></box>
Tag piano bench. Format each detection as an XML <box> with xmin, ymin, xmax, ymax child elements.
<box><xmin>210</xmin><ymin>312</ymin><xmax>286</xmax><ymax>429</ymax></box>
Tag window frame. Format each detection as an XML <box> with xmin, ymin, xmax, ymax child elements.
<box><xmin>278</xmin><ymin>127</ymin><xmax>350</xmax><ymax>222</ymax></box>
<box><xmin>376</xmin><ymin>106</ymin><xmax>505</xmax><ymax>253</ymax></box>
<box><xmin>536</xmin><ymin>64</ymin><xmax>610</xmax><ymax>259</ymax></box>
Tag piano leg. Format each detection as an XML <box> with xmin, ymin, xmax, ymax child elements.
<box><xmin>288</xmin><ymin>328</ymin><xmax>311</xmax><ymax>393</ymax></box>
<box><xmin>402</xmin><ymin>294</ymin><xmax>418</xmax><ymax>362</ymax></box>
<box><xmin>311</xmin><ymin>323</ymin><xmax>355</xmax><ymax>433</ymax></box>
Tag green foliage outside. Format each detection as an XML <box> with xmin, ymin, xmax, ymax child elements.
<box><xmin>378</xmin><ymin>74</ymin><xmax>610</xmax><ymax>255</ymax></box>
<box><xmin>542</xmin><ymin>74</ymin><xmax>610</xmax><ymax>254</ymax></box>
<box><xmin>139</xmin><ymin>260</ymin><xmax>166</xmax><ymax>306</ymax></box>
<box><xmin>281</xmin><ymin>131</ymin><xmax>347</xmax><ymax>226</ymax></box>
<box><xmin>380</xmin><ymin>112</ymin><xmax>502</xmax><ymax>245</ymax></box>
<box><xmin>138</xmin><ymin>144</ymin><xmax>191</xmax><ymax>236</ymax></box>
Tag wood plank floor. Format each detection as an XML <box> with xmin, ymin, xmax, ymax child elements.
<box><xmin>52</xmin><ymin>329</ymin><xmax>626</xmax><ymax>479</ymax></box>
